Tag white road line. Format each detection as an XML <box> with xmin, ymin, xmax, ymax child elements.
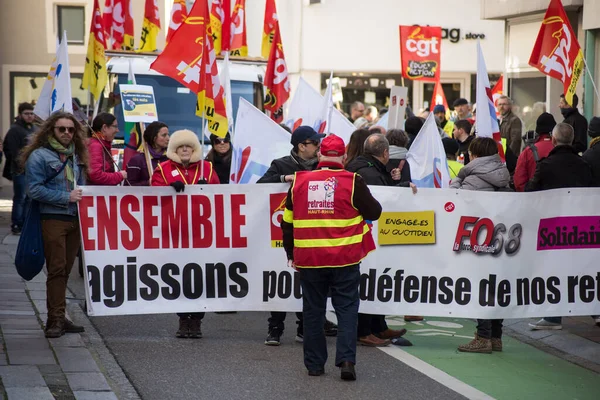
<box><xmin>326</xmin><ymin>311</ymin><xmax>494</xmax><ymax>400</ymax></box>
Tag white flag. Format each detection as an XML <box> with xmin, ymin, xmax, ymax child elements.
<box><xmin>221</xmin><ymin>53</ymin><xmax>234</xmax><ymax>136</ymax></box>
<box><xmin>285</xmin><ymin>78</ymin><xmax>355</xmax><ymax>145</ymax></box>
<box><xmin>231</xmin><ymin>98</ymin><xmax>291</xmax><ymax>184</ymax></box>
<box><xmin>321</xmin><ymin>71</ymin><xmax>334</xmax><ymax>134</ymax></box>
<box><xmin>34</xmin><ymin>31</ymin><xmax>72</xmax><ymax>120</ymax></box>
<box><xmin>407</xmin><ymin>113</ymin><xmax>451</xmax><ymax>188</ymax></box>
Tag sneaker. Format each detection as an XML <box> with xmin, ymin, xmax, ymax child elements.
<box><xmin>528</xmin><ymin>319</ymin><xmax>562</xmax><ymax>330</ymax></box>
<box><xmin>45</xmin><ymin>319</ymin><xmax>65</xmax><ymax>339</ymax></box>
<box><xmin>188</xmin><ymin>318</ymin><xmax>202</xmax><ymax>339</ymax></box>
<box><xmin>324</xmin><ymin>319</ymin><xmax>338</xmax><ymax>336</ymax></box>
<box><xmin>11</xmin><ymin>225</ymin><xmax>21</xmax><ymax>235</ymax></box>
<box><xmin>457</xmin><ymin>333</ymin><xmax>492</xmax><ymax>354</ymax></box>
<box><xmin>491</xmin><ymin>338</ymin><xmax>503</xmax><ymax>352</ymax></box>
<box><xmin>265</xmin><ymin>330</ymin><xmax>281</xmax><ymax>346</ymax></box>
<box><xmin>64</xmin><ymin>318</ymin><xmax>85</xmax><ymax>333</ymax></box>
<box><xmin>295</xmin><ymin>332</ymin><xmax>304</xmax><ymax>343</ymax></box>
<box><xmin>176</xmin><ymin>317</ymin><xmax>190</xmax><ymax>338</ymax></box>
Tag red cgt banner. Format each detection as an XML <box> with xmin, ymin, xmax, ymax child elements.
<box><xmin>399</xmin><ymin>25</ymin><xmax>442</xmax><ymax>82</ymax></box>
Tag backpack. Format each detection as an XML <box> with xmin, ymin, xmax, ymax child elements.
<box><xmin>528</xmin><ymin>143</ymin><xmax>540</xmax><ymax>163</ymax></box>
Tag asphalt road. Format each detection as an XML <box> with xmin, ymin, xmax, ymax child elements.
<box><xmin>67</xmin><ymin>268</ymin><xmax>466</xmax><ymax>400</ymax></box>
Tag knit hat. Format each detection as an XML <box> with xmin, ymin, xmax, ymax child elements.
<box><xmin>442</xmin><ymin>137</ymin><xmax>460</xmax><ymax>156</ymax></box>
<box><xmin>588</xmin><ymin>117</ymin><xmax>600</xmax><ymax>138</ymax></box>
<box><xmin>433</xmin><ymin>104</ymin><xmax>446</xmax><ymax>114</ymax></box>
<box><xmin>535</xmin><ymin>112</ymin><xmax>556</xmax><ymax>134</ymax></box>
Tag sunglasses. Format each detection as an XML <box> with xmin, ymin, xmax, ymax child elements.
<box><xmin>214</xmin><ymin>138</ymin><xmax>230</xmax><ymax>144</ymax></box>
<box><xmin>302</xmin><ymin>140</ymin><xmax>319</xmax><ymax>146</ymax></box>
<box><xmin>55</xmin><ymin>126</ymin><xmax>76</xmax><ymax>134</ymax></box>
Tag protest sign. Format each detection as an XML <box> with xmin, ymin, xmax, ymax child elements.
<box><xmin>119</xmin><ymin>84</ymin><xmax>159</xmax><ymax>123</ymax></box>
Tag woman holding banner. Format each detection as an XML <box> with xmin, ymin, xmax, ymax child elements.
<box><xmin>151</xmin><ymin>129</ymin><xmax>219</xmax><ymax>338</ymax></box>
<box><xmin>452</xmin><ymin>137</ymin><xmax>510</xmax><ymax>354</ymax></box>
<box><xmin>206</xmin><ymin>133</ymin><xmax>232</xmax><ymax>184</ymax></box>
<box><xmin>126</xmin><ymin>121</ymin><xmax>169</xmax><ymax>186</ymax></box>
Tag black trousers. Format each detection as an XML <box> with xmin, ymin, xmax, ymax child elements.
<box><xmin>268</xmin><ymin>312</ymin><xmax>303</xmax><ymax>333</ymax></box>
<box><xmin>357</xmin><ymin>314</ymin><xmax>388</xmax><ymax>337</ymax></box>
<box><xmin>177</xmin><ymin>313</ymin><xmax>205</xmax><ymax>320</ymax></box>
<box><xmin>477</xmin><ymin>319</ymin><xmax>503</xmax><ymax>339</ymax></box>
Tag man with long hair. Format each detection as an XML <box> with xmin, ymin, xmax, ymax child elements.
<box><xmin>21</xmin><ymin>111</ymin><xmax>89</xmax><ymax>338</ymax></box>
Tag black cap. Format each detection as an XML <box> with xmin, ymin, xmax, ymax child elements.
<box><xmin>589</xmin><ymin>117</ymin><xmax>600</xmax><ymax>138</ymax></box>
<box><xmin>453</xmin><ymin>98</ymin><xmax>469</xmax><ymax>107</ymax></box>
<box><xmin>535</xmin><ymin>112</ymin><xmax>556</xmax><ymax>134</ymax></box>
<box><xmin>442</xmin><ymin>137</ymin><xmax>460</xmax><ymax>156</ymax></box>
<box><xmin>291</xmin><ymin>126</ymin><xmax>325</xmax><ymax>146</ymax></box>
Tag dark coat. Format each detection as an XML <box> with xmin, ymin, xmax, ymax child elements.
<box><xmin>126</xmin><ymin>152</ymin><xmax>168</xmax><ymax>186</ymax></box>
<box><xmin>206</xmin><ymin>150</ymin><xmax>232</xmax><ymax>184</ymax></box>
<box><xmin>458</xmin><ymin>134</ymin><xmax>475</xmax><ymax>165</ymax></box>
<box><xmin>525</xmin><ymin>145</ymin><xmax>595</xmax><ymax>191</ymax></box>
<box><xmin>3</xmin><ymin>118</ymin><xmax>36</xmax><ymax>176</ymax></box>
<box><xmin>562</xmin><ymin>109</ymin><xmax>589</xmax><ymax>154</ymax></box>
<box><xmin>346</xmin><ymin>155</ymin><xmax>393</xmax><ymax>186</ymax></box>
<box><xmin>582</xmin><ymin>140</ymin><xmax>600</xmax><ymax>186</ymax></box>
<box><xmin>257</xmin><ymin>151</ymin><xmax>316</xmax><ymax>183</ymax></box>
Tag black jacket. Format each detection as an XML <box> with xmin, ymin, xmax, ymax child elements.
<box><xmin>3</xmin><ymin>118</ymin><xmax>36</xmax><ymax>176</ymax></box>
<box><xmin>257</xmin><ymin>151</ymin><xmax>316</xmax><ymax>183</ymax></box>
<box><xmin>346</xmin><ymin>155</ymin><xmax>393</xmax><ymax>186</ymax></box>
<box><xmin>562</xmin><ymin>109</ymin><xmax>588</xmax><ymax>154</ymax></box>
<box><xmin>458</xmin><ymin>135</ymin><xmax>475</xmax><ymax>165</ymax></box>
<box><xmin>525</xmin><ymin>145</ymin><xmax>595</xmax><ymax>191</ymax></box>
<box><xmin>582</xmin><ymin>140</ymin><xmax>600</xmax><ymax>186</ymax></box>
<box><xmin>207</xmin><ymin>151</ymin><xmax>231</xmax><ymax>184</ymax></box>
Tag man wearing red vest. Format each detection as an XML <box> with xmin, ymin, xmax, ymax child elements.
<box><xmin>281</xmin><ymin>134</ymin><xmax>382</xmax><ymax>381</ymax></box>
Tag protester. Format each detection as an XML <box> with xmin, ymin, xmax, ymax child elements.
<box><xmin>151</xmin><ymin>129</ymin><xmax>219</xmax><ymax>338</ymax></box>
<box><xmin>442</xmin><ymin>138</ymin><xmax>463</xmax><ymax>179</ymax></box>
<box><xmin>348</xmin><ymin>101</ymin><xmax>365</xmax><ymax>123</ymax></box>
<box><xmin>513</xmin><ymin>113</ymin><xmax>556</xmax><ymax>192</ymax></box>
<box><xmin>583</xmin><ymin>116</ymin><xmax>600</xmax><ymax>185</ymax></box>
<box><xmin>346</xmin><ymin>134</ymin><xmax>411</xmax><ymax>346</ymax></box>
<box><xmin>453</xmin><ymin>119</ymin><xmax>475</xmax><ymax>165</ymax></box>
<box><xmin>126</xmin><ymin>121</ymin><xmax>169</xmax><ymax>186</ymax></box>
<box><xmin>206</xmin><ymin>133</ymin><xmax>232</xmax><ymax>184</ymax></box>
<box><xmin>87</xmin><ymin>113</ymin><xmax>127</xmax><ymax>185</ymax></box>
<box><xmin>452</xmin><ymin>137</ymin><xmax>510</xmax><ymax>353</ymax></box>
<box><xmin>559</xmin><ymin>94</ymin><xmax>588</xmax><ymax>154</ymax></box>
<box><xmin>451</xmin><ymin>98</ymin><xmax>473</xmax><ymax>123</ymax></box>
<box><xmin>3</xmin><ymin>102</ymin><xmax>37</xmax><ymax>234</ymax></box>
<box><xmin>364</xmin><ymin>106</ymin><xmax>378</xmax><ymax>123</ymax></box>
<box><xmin>345</xmin><ymin>128</ymin><xmax>371</xmax><ymax>167</ymax></box>
<box><xmin>353</xmin><ymin>117</ymin><xmax>369</xmax><ymax>129</ymax></box>
<box><xmin>434</xmin><ymin>105</ymin><xmax>454</xmax><ymax>138</ymax></box>
<box><xmin>22</xmin><ymin>112</ymin><xmax>87</xmax><ymax>338</ymax></box>
<box><xmin>497</xmin><ymin>95</ymin><xmax>523</xmax><ymax>157</ymax></box>
<box><xmin>257</xmin><ymin>126</ymin><xmax>338</xmax><ymax>345</ymax></box>
<box><xmin>385</xmin><ymin>129</ymin><xmax>411</xmax><ymax>185</ymax></box>
<box><xmin>281</xmin><ymin>134</ymin><xmax>382</xmax><ymax>380</ymax></box>
<box><xmin>404</xmin><ymin>116</ymin><xmax>424</xmax><ymax>150</ymax></box>
<box><xmin>526</xmin><ymin>123</ymin><xmax>596</xmax><ymax>330</ymax></box>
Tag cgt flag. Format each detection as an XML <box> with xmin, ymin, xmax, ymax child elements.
<box><xmin>230</xmin><ymin>0</ymin><xmax>248</xmax><ymax>56</ymax></box>
<box><xmin>529</xmin><ymin>0</ymin><xmax>584</xmax><ymax>105</ymax></box>
<box><xmin>476</xmin><ymin>41</ymin><xmax>505</xmax><ymax>161</ymax></box>
<box><xmin>209</xmin><ymin>0</ymin><xmax>225</xmax><ymax>55</ymax></box>
<box><xmin>261</xmin><ymin>0</ymin><xmax>279</xmax><ymax>59</ymax></box>
<box><xmin>107</xmin><ymin>0</ymin><xmax>135</xmax><ymax>50</ymax></box>
<box><xmin>399</xmin><ymin>25</ymin><xmax>442</xmax><ymax>82</ymax></box>
<box><xmin>83</xmin><ymin>0</ymin><xmax>108</xmax><ymax>101</ymax></box>
<box><xmin>264</xmin><ymin>27</ymin><xmax>290</xmax><ymax>123</ymax></box>
<box><xmin>166</xmin><ymin>0</ymin><xmax>187</xmax><ymax>44</ymax></box>
<box><xmin>139</xmin><ymin>0</ymin><xmax>161</xmax><ymax>52</ymax></box>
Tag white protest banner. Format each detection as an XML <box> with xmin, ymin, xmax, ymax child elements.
<box><xmin>119</xmin><ymin>84</ymin><xmax>159</xmax><ymax>123</ymax></box>
<box><xmin>79</xmin><ymin>185</ymin><xmax>600</xmax><ymax>318</ymax></box>
<box><xmin>285</xmin><ymin>78</ymin><xmax>355</xmax><ymax>145</ymax></box>
<box><xmin>230</xmin><ymin>98</ymin><xmax>291</xmax><ymax>184</ymax></box>
<box><xmin>387</xmin><ymin>86</ymin><xmax>408</xmax><ymax>130</ymax></box>
<box><xmin>407</xmin><ymin>113</ymin><xmax>451</xmax><ymax>188</ymax></box>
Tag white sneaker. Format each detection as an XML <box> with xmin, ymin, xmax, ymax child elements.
<box><xmin>529</xmin><ymin>318</ymin><xmax>562</xmax><ymax>330</ymax></box>
<box><xmin>295</xmin><ymin>333</ymin><xmax>304</xmax><ymax>343</ymax></box>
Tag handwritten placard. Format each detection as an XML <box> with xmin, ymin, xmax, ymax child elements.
<box><xmin>378</xmin><ymin>211</ymin><xmax>436</xmax><ymax>245</ymax></box>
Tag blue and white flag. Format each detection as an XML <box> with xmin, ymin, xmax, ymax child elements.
<box><xmin>406</xmin><ymin>113</ymin><xmax>451</xmax><ymax>188</ymax></box>
<box><xmin>34</xmin><ymin>31</ymin><xmax>73</xmax><ymax>119</ymax></box>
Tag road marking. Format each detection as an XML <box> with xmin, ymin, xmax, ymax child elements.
<box><xmin>413</xmin><ymin>332</ymin><xmax>473</xmax><ymax>339</ymax></box>
<box><xmin>379</xmin><ymin>346</ymin><xmax>495</xmax><ymax>400</ymax></box>
<box><xmin>410</xmin><ymin>328</ymin><xmax>457</xmax><ymax>333</ymax></box>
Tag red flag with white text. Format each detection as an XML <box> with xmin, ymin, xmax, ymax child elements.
<box><xmin>230</xmin><ymin>0</ymin><xmax>248</xmax><ymax>56</ymax></box>
<box><xmin>166</xmin><ymin>0</ymin><xmax>188</xmax><ymax>44</ymax></box>
<box><xmin>264</xmin><ymin>27</ymin><xmax>290</xmax><ymax>123</ymax></box>
<box><xmin>399</xmin><ymin>25</ymin><xmax>442</xmax><ymax>82</ymax></box>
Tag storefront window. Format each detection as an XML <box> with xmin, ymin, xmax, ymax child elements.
<box><xmin>509</xmin><ymin>77</ymin><xmax>546</xmax><ymax>132</ymax></box>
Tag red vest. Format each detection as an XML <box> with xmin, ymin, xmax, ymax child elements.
<box><xmin>290</xmin><ymin>168</ymin><xmax>375</xmax><ymax>268</ymax></box>
<box><xmin>154</xmin><ymin>160</ymin><xmax>216</xmax><ymax>186</ymax></box>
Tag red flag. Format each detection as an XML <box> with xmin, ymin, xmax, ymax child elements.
<box><xmin>107</xmin><ymin>0</ymin><xmax>134</xmax><ymax>50</ymax></box>
<box><xmin>139</xmin><ymin>0</ymin><xmax>161</xmax><ymax>52</ymax></box>
<box><xmin>209</xmin><ymin>0</ymin><xmax>225</xmax><ymax>54</ymax></box>
<box><xmin>431</xmin><ymin>80</ymin><xmax>448</xmax><ymax>111</ymax></box>
<box><xmin>103</xmin><ymin>0</ymin><xmax>114</xmax><ymax>48</ymax></box>
<box><xmin>262</xmin><ymin>0</ymin><xmax>278</xmax><ymax>59</ymax></box>
<box><xmin>166</xmin><ymin>0</ymin><xmax>187</xmax><ymax>44</ymax></box>
<box><xmin>230</xmin><ymin>0</ymin><xmax>248</xmax><ymax>56</ymax></box>
<box><xmin>399</xmin><ymin>25</ymin><xmax>442</xmax><ymax>82</ymax></box>
<box><xmin>529</xmin><ymin>0</ymin><xmax>584</xmax><ymax>105</ymax></box>
<box><xmin>221</xmin><ymin>0</ymin><xmax>231</xmax><ymax>52</ymax></box>
<box><xmin>491</xmin><ymin>75</ymin><xmax>503</xmax><ymax>116</ymax></box>
<box><xmin>264</xmin><ymin>27</ymin><xmax>290</xmax><ymax>123</ymax></box>
<box><xmin>150</xmin><ymin>0</ymin><xmax>208</xmax><ymax>94</ymax></box>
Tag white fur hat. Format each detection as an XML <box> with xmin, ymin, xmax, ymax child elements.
<box><xmin>166</xmin><ymin>129</ymin><xmax>202</xmax><ymax>164</ymax></box>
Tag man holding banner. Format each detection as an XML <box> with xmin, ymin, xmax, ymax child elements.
<box><xmin>281</xmin><ymin>134</ymin><xmax>382</xmax><ymax>381</ymax></box>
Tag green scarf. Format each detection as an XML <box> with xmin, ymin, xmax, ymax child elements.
<box><xmin>48</xmin><ymin>137</ymin><xmax>75</xmax><ymax>184</ymax></box>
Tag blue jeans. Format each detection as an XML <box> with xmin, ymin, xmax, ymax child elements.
<box><xmin>299</xmin><ymin>264</ymin><xmax>360</xmax><ymax>371</ymax></box>
<box><xmin>12</xmin><ymin>174</ymin><xmax>28</xmax><ymax>228</ymax></box>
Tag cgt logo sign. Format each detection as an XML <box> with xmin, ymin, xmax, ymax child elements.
<box><xmin>453</xmin><ymin>216</ymin><xmax>522</xmax><ymax>256</ymax></box>
<box><xmin>269</xmin><ymin>193</ymin><xmax>287</xmax><ymax>248</ymax></box>
<box><xmin>399</xmin><ymin>25</ymin><xmax>442</xmax><ymax>82</ymax></box>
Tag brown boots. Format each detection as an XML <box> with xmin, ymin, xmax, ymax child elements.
<box><xmin>45</xmin><ymin>318</ymin><xmax>85</xmax><ymax>338</ymax></box>
<box><xmin>458</xmin><ymin>333</ymin><xmax>503</xmax><ymax>353</ymax></box>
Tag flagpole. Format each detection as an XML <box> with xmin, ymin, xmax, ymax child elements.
<box><xmin>582</xmin><ymin>56</ymin><xmax>600</xmax><ymax>104</ymax></box>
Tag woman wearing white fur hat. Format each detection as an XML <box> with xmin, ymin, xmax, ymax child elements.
<box><xmin>151</xmin><ymin>129</ymin><xmax>219</xmax><ymax>338</ymax></box>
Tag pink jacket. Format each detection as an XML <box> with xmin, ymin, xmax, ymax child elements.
<box><xmin>87</xmin><ymin>136</ymin><xmax>123</xmax><ymax>185</ymax></box>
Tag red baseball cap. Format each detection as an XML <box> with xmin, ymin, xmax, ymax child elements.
<box><xmin>320</xmin><ymin>134</ymin><xmax>346</xmax><ymax>156</ymax></box>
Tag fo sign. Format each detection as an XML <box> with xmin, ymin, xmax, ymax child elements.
<box><xmin>399</xmin><ymin>25</ymin><xmax>442</xmax><ymax>82</ymax></box>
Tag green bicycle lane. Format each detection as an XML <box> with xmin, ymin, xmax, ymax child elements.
<box><xmin>384</xmin><ymin>316</ymin><xmax>600</xmax><ymax>400</ymax></box>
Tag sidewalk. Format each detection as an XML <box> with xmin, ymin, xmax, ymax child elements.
<box><xmin>0</xmin><ymin>191</ymin><xmax>139</xmax><ymax>400</ymax></box>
